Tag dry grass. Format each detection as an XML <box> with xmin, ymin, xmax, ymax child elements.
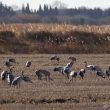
<box><xmin>0</xmin><ymin>54</ymin><xmax>110</xmax><ymax>110</ymax></box>
<box><xmin>0</xmin><ymin>24</ymin><xmax>110</xmax><ymax>54</ymax></box>
<box><xmin>0</xmin><ymin>23</ymin><xmax>110</xmax><ymax>34</ymax></box>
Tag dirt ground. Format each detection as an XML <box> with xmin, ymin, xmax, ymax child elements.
<box><xmin>0</xmin><ymin>54</ymin><xmax>110</xmax><ymax>110</ymax></box>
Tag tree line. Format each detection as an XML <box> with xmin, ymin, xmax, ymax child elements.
<box><xmin>0</xmin><ymin>2</ymin><xmax>15</xmax><ymax>16</ymax></box>
<box><xmin>0</xmin><ymin>2</ymin><xmax>110</xmax><ymax>24</ymax></box>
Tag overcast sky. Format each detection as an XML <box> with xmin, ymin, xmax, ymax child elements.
<box><xmin>0</xmin><ymin>0</ymin><xmax>110</xmax><ymax>10</ymax></box>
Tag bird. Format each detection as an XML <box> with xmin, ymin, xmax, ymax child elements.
<box><xmin>50</xmin><ymin>55</ymin><xmax>60</xmax><ymax>62</ymax></box>
<box><xmin>69</xmin><ymin>71</ymin><xmax>77</xmax><ymax>81</ymax></box>
<box><xmin>66</xmin><ymin>61</ymin><xmax>74</xmax><ymax>68</ymax></box>
<box><xmin>22</xmin><ymin>74</ymin><xmax>33</xmax><ymax>83</ymax></box>
<box><xmin>53</xmin><ymin>66</ymin><xmax>64</xmax><ymax>75</ymax></box>
<box><xmin>96</xmin><ymin>70</ymin><xmax>105</xmax><ymax>78</ymax></box>
<box><xmin>11</xmin><ymin>71</ymin><xmax>24</xmax><ymax>88</ymax></box>
<box><xmin>105</xmin><ymin>66</ymin><xmax>110</xmax><ymax>78</ymax></box>
<box><xmin>63</xmin><ymin>67</ymin><xmax>71</xmax><ymax>79</ymax></box>
<box><xmin>9</xmin><ymin>58</ymin><xmax>16</xmax><ymax>63</ymax></box>
<box><xmin>84</xmin><ymin>61</ymin><xmax>102</xmax><ymax>72</ymax></box>
<box><xmin>35</xmin><ymin>69</ymin><xmax>53</xmax><ymax>81</ymax></box>
<box><xmin>69</xmin><ymin>56</ymin><xmax>76</xmax><ymax>62</ymax></box>
<box><xmin>5</xmin><ymin>61</ymin><xmax>13</xmax><ymax>68</ymax></box>
<box><xmin>7</xmin><ymin>71</ymin><xmax>14</xmax><ymax>86</ymax></box>
<box><xmin>79</xmin><ymin>69</ymin><xmax>86</xmax><ymax>79</ymax></box>
<box><xmin>54</xmin><ymin>61</ymin><xmax>74</xmax><ymax>79</ymax></box>
<box><xmin>26</xmin><ymin>61</ymin><xmax>32</xmax><ymax>67</ymax></box>
<box><xmin>54</xmin><ymin>66</ymin><xmax>72</xmax><ymax>79</ymax></box>
<box><xmin>5</xmin><ymin>58</ymin><xmax>17</xmax><ymax>68</ymax></box>
<box><xmin>1</xmin><ymin>70</ymin><xmax>8</xmax><ymax>80</ymax></box>
<box><xmin>62</xmin><ymin>61</ymin><xmax>74</xmax><ymax>79</ymax></box>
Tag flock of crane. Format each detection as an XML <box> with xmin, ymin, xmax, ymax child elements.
<box><xmin>54</xmin><ymin>56</ymin><xmax>110</xmax><ymax>80</ymax></box>
<box><xmin>0</xmin><ymin>55</ymin><xmax>110</xmax><ymax>88</ymax></box>
<box><xmin>0</xmin><ymin>59</ymin><xmax>33</xmax><ymax>88</ymax></box>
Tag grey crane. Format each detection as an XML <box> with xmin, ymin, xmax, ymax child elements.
<box><xmin>7</xmin><ymin>72</ymin><xmax>14</xmax><ymax>86</ymax></box>
<box><xmin>35</xmin><ymin>69</ymin><xmax>53</xmax><ymax>81</ymax></box>
<box><xmin>22</xmin><ymin>74</ymin><xmax>33</xmax><ymax>83</ymax></box>
<box><xmin>69</xmin><ymin>71</ymin><xmax>77</xmax><ymax>81</ymax></box>
<box><xmin>50</xmin><ymin>55</ymin><xmax>60</xmax><ymax>62</ymax></box>
<box><xmin>96</xmin><ymin>71</ymin><xmax>105</xmax><ymax>78</ymax></box>
<box><xmin>6</xmin><ymin>69</ymin><xmax>15</xmax><ymax>86</ymax></box>
<box><xmin>9</xmin><ymin>58</ymin><xmax>16</xmax><ymax>63</ymax></box>
<box><xmin>5</xmin><ymin>58</ymin><xmax>17</xmax><ymax>68</ymax></box>
<box><xmin>79</xmin><ymin>69</ymin><xmax>86</xmax><ymax>79</ymax></box>
<box><xmin>54</xmin><ymin>66</ymin><xmax>71</xmax><ymax>78</ymax></box>
<box><xmin>11</xmin><ymin>71</ymin><xmax>24</xmax><ymax>88</ymax></box>
<box><xmin>54</xmin><ymin>61</ymin><xmax>74</xmax><ymax>79</ymax></box>
<box><xmin>26</xmin><ymin>61</ymin><xmax>32</xmax><ymax>67</ymax></box>
<box><xmin>69</xmin><ymin>56</ymin><xmax>76</xmax><ymax>62</ymax></box>
<box><xmin>84</xmin><ymin>61</ymin><xmax>102</xmax><ymax>72</ymax></box>
<box><xmin>1</xmin><ymin>70</ymin><xmax>8</xmax><ymax>80</ymax></box>
<box><xmin>62</xmin><ymin>61</ymin><xmax>74</xmax><ymax>79</ymax></box>
<box><xmin>105</xmin><ymin>66</ymin><xmax>110</xmax><ymax>78</ymax></box>
<box><xmin>53</xmin><ymin>66</ymin><xmax>64</xmax><ymax>75</ymax></box>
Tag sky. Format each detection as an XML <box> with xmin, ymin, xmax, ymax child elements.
<box><xmin>0</xmin><ymin>0</ymin><xmax>110</xmax><ymax>10</ymax></box>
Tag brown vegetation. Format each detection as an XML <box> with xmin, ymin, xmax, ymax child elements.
<box><xmin>0</xmin><ymin>24</ymin><xmax>110</xmax><ymax>54</ymax></box>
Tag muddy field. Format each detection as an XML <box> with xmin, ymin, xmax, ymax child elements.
<box><xmin>0</xmin><ymin>54</ymin><xmax>110</xmax><ymax>110</ymax></box>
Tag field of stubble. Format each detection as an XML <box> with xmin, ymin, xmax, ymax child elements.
<box><xmin>0</xmin><ymin>54</ymin><xmax>110</xmax><ymax>110</ymax></box>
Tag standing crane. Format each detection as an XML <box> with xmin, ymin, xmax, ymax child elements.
<box><xmin>11</xmin><ymin>71</ymin><xmax>24</xmax><ymax>88</ymax></box>
<box><xmin>26</xmin><ymin>61</ymin><xmax>32</xmax><ymax>67</ymax></box>
<box><xmin>35</xmin><ymin>69</ymin><xmax>53</xmax><ymax>81</ymax></box>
